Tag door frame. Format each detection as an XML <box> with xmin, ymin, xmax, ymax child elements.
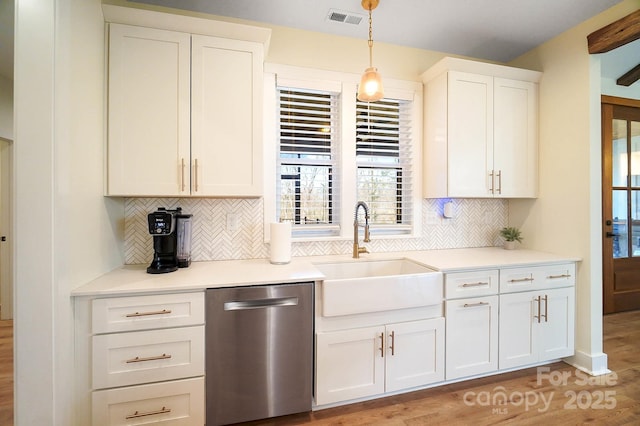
<box><xmin>601</xmin><ymin>95</ymin><xmax>640</xmax><ymax>314</ymax></box>
<box><xmin>0</xmin><ymin>137</ymin><xmax>12</xmax><ymax>319</ymax></box>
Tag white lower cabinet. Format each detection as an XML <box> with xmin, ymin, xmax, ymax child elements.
<box><xmin>315</xmin><ymin>318</ymin><xmax>444</xmax><ymax>405</ymax></box>
<box><xmin>499</xmin><ymin>286</ymin><xmax>575</xmax><ymax>369</ymax></box>
<box><xmin>88</xmin><ymin>292</ymin><xmax>205</xmax><ymax>425</ymax></box>
<box><xmin>445</xmin><ymin>295</ymin><xmax>498</xmax><ymax>380</ymax></box>
<box><xmin>92</xmin><ymin>377</ymin><xmax>204</xmax><ymax>426</ymax></box>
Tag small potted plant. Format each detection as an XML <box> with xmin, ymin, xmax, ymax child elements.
<box><xmin>500</xmin><ymin>226</ymin><xmax>523</xmax><ymax>250</ymax></box>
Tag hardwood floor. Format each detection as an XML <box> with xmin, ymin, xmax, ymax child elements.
<box><xmin>0</xmin><ymin>320</ymin><xmax>12</xmax><ymax>426</ymax></box>
<box><xmin>0</xmin><ymin>313</ymin><xmax>637</xmax><ymax>425</ymax></box>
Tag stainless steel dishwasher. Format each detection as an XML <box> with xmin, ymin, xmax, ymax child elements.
<box><xmin>206</xmin><ymin>282</ymin><xmax>313</xmax><ymax>425</ymax></box>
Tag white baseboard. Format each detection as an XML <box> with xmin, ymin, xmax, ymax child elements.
<box><xmin>565</xmin><ymin>350</ymin><xmax>609</xmax><ymax>376</ymax></box>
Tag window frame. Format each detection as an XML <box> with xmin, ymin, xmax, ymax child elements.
<box><xmin>263</xmin><ymin>64</ymin><xmax>423</xmax><ymax>243</ymax></box>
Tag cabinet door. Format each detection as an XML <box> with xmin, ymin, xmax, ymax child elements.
<box><xmin>446</xmin><ymin>296</ymin><xmax>498</xmax><ymax>380</ymax></box>
<box><xmin>191</xmin><ymin>35</ymin><xmax>263</xmax><ymax>196</ymax></box>
<box><xmin>494</xmin><ymin>78</ymin><xmax>537</xmax><ymax>198</ymax></box>
<box><xmin>107</xmin><ymin>24</ymin><xmax>191</xmax><ymax>196</ymax></box>
<box><xmin>385</xmin><ymin>318</ymin><xmax>445</xmax><ymax>392</ymax></box>
<box><xmin>315</xmin><ymin>326</ymin><xmax>385</xmax><ymax>405</ymax></box>
<box><xmin>447</xmin><ymin>71</ymin><xmax>494</xmax><ymax>197</ymax></box>
<box><xmin>499</xmin><ymin>292</ymin><xmax>537</xmax><ymax>369</ymax></box>
<box><xmin>538</xmin><ymin>287</ymin><xmax>575</xmax><ymax>361</ymax></box>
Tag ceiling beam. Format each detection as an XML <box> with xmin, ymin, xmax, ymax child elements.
<box><xmin>587</xmin><ymin>9</ymin><xmax>640</xmax><ymax>54</ymax></box>
<box><xmin>617</xmin><ymin>63</ymin><xmax>640</xmax><ymax>86</ymax></box>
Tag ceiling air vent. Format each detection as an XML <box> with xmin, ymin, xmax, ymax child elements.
<box><xmin>327</xmin><ymin>9</ymin><xmax>364</xmax><ymax>25</ymax></box>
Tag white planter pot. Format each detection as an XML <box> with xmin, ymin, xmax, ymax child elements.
<box><xmin>503</xmin><ymin>241</ymin><xmax>517</xmax><ymax>250</ymax></box>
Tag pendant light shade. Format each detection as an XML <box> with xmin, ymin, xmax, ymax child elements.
<box><xmin>357</xmin><ymin>0</ymin><xmax>384</xmax><ymax>102</ymax></box>
<box><xmin>357</xmin><ymin>66</ymin><xmax>384</xmax><ymax>102</ymax></box>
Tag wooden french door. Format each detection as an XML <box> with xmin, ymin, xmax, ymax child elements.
<box><xmin>602</xmin><ymin>96</ymin><xmax>640</xmax><ymax>314</ymax></box>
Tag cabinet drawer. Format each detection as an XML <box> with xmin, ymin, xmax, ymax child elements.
<box><xmin>500</xmin><ymin>263</ymin><xmax>576</xmax><ymax>293</ymax></box>
<box><xmin>500</xmin><ymin>267</ymin><xmax>536</xmax><ymax>293</ymax></box>
<box><xmin>445</xmin><ymin>270</ymin><xmax>499</xmax><ymax>299</ymax></box>
<box><xmin>535</xmin><ymin>263</ymin><xmax>576</xmax><ymax>289</ymax></box>
<box><xmin>92</xmin><ymin>377</ymin><xmax>204</xmax><ymax>426</ymax></box>
<box><xmin>92</xmin><ymin>292</ymin><xmax>204</xmax><ymax>333</ymax></box>
<box><xmin>92</xmin><ymin>326</ymin><xmax>204</xmax><ymax>389</ymax></box>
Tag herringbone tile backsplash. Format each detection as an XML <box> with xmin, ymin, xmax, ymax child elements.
<box><xmin>125</xmin><ymin>198</ymin><xmax>507</xmax><ymax>264</ymax></box>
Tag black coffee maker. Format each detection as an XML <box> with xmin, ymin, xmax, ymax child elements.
<box><xmin>147</xmin><ymin>207</ymin><xmax>192</xmax><ymax>274</ymax></box>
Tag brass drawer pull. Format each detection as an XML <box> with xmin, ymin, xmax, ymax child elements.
<box><xmin>508</xmin><ymin>277</ymin><xmax>534</xmax><ymax>283</ymax></box>
<box><xmin>379</xmin><ymin>332</ymin><xmax>385</xmax><ymax>358</ymax></box>
<box><xmin>461</xmin><ymin>282</ymin><xmax>489</xmax><ymax>288</ymax></box>
<box><xmin>463</xmin><ymin>302</ymin><xmax>489</xmax><ymax>308</ymax></box>
<box><xmin>125</xmin><ymin>309</ymin><xmax>172</xmax><ymax>318</ymax></box>
<box><xmin>126</xmin><ymin>406</ymin><xmax>171</xmax><ymax>419</ymax></box>
<box><xmin>126</xmin><ymin>353</ymin><xmax>172</xmax><ymax>363</ymax></box>
<box><xmin>547</xmin><ymin>274</ymin><xmax>571</xmax><ymax>279</ymax></box>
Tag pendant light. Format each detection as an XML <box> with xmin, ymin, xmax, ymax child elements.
<box><xmin>357</xmin><ymin>0</ymin><xmax>384</xmax><ymax>102</ymax></box>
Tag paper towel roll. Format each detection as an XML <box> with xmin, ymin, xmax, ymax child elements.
<box><xmin>270</xmin><ymin>222</ymin><xmax>292</xmax><ymax>264</ymax></box>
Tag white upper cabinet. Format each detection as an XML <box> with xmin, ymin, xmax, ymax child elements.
<box><xmin>191</xmin><ymin>35</ymin><xmax>263</xmax><ymax>197</ymax></box>
<box><xmin>107</xmin><ymin>23</ymin><xmax>265</xmax><ymax>197</ymax></box>
<box><xmin>107</xmin><ymin>24</ymin><xmax>191</xmax><ymax>196</ymax></box>
<box><xmin>422</xmin><ymin>57</ymin><xmax>540</xmax><ymax>198</ymax></box>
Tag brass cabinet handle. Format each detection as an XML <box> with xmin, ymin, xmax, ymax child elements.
<box><xmin>463</xmin><ymin>302</ymin><xmax>489</xmax><ymax>308</ymax></box>
<box><xmin>389</xmin><ymin>330</ymin><xmax>395</xmax><ymax>356</ymax></box>
<box><xmin>125</xmin><ymin>309</ymin><xmax>172</xmax><ymax>318</ymax></box>
<box><xmin>194</xmin><ymin>158</ymin><xmax>199</xmax><ymax>192</ymax></box>
<box><xmin>497</xmin><ymin>170</ymin><xmax>502</xmax><ymax>194</ymax></box>
<box><xmin>181</xmin><ymin>158</ymin><xmax>186</xmax><ymax>192</ymax></box>
<box><xmin>534</xmin><ymin>296</ymin><xmax>541</xmax><ymax>323</ymax></box>
<box><xmin>125</xmin><ymin>406</ymin><xmax>171</xmax><ymax>419</ymax></box>
<box><xmin>542</xmin><ymin>295</ymin><xmax>548</xmax><ymax>322</ymax></box>
<box><xmin>489</xmin><ymin>170</ymin><xmax>495</xmax><ymax>194</ymax></box>
<box><xmin>379</xmin><ymin>332</ymin><xmax>385</xmax><ymax>358</ymax></box>
<box><xmin>126</xmin><ymin>353</ymin><xmax>172</xmax><ymax>363</ymax></box>
<box><xmin>461</xmin><ymin>282</ymin><xmax>489</xmax><ymax>288</ymax></box>
<box><xmin>547</xmin><ymin>274</ymin><xmax>571</xmax><ymax>279</ymax></box>
<box><xmin>508</xmin><ymin>277</ymin><xmax>534</xmax><ymax>283</ymax></box>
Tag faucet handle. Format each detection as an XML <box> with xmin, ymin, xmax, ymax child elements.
<box><xmin>358</xmin><ymin>246</ymin><xmax>369</xmax><ymax>255</ymax></box>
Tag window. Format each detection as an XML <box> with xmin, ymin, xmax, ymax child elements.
<box><xmin>356</xmin><ymin>98</ymin><xmax>413</xmax><ymax>233</ymax></box>
<box><xmin>266</xmin><ymin>65</ymin><xmax>422</xmax><ymax>242</ymax></box>
<box><xmin>277</xmin><ymin>87</ymin><xmax>340</xmax><ymax>236</ymax></box>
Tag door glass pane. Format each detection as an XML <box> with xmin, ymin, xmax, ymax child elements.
<box><xmin>633</xmin><ymin>190</ymin><xmax>640</xmax><ymax>257</ymax></box>
<box><xmin>633</xmin><ymin>121</ymin><xmax>640</xmax><ymax>187</ymax></box>
<box><xmin>612</xmin><ymin>119</ymin><xmax>628</xmax><ymax>187</ymax></box>
<box><xmin>613</xmin><ymin>190</ymin><xmax>628</xmax><ymax>258</ymax></box>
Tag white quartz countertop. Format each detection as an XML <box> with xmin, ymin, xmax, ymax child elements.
<box><xmin>71</xmin><ymin>247</ymin><xmax>580</xmax><ymax>297</ymax></box>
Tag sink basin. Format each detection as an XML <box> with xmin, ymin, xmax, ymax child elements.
<box><xmin>315</xmin><ymin>259</ymin><xmax>443</xmax><ymax>317</ymax></box>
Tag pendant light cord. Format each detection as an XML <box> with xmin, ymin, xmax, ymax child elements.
<box><xmin>368</xmin><ymin>6</ymin><xmax>374</xmax><ymax>68</ymax></box>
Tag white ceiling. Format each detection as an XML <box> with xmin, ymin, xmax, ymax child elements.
<box><xmin>0</xmin><ymin>0</ymin><xmax>637</xmax><ymax>83</ymax></box>
<box><xmin>131</xmin><ymin>0</ymin><xmax>624</xmax><ymax>63</ymax></box>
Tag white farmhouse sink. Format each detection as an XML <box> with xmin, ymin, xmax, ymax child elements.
<box><xmin>315</xmin><ymin>259</ymin><xmax>443</xmax><ymax>317</ymax></box>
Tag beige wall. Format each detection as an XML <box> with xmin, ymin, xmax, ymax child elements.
<box><xmin>508</xmin><ymin>0</ymin><xmax>640</xmax><ymax>374</ymax></box>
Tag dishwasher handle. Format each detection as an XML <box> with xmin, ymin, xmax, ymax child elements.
<box><xmin>224</xmin><ymin>297</ymin><xmax>299</xmax><ymax>311</ymax></box>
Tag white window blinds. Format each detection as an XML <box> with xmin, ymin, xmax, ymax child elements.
<box><xmin>277</xmin><ymin>87</ymin><xmax>340</xmax><ymax>236</ymax></box>
<box><xmin>356</xmin><ymin>98</ymin><xmax>413</xmax><ymax>232</ymax></box>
